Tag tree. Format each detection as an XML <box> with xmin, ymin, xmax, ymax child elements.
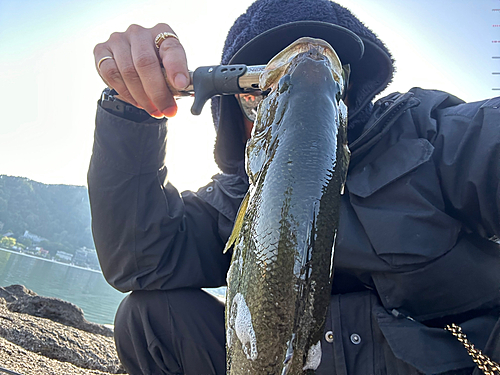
<box><xmin>0</xmin><ymin>175</ymin><xmax>94</xmax><ymax>250</ymax></box>
<box><xmin>17</xmin><ymin>237</ymin><xmax>32</xmax><ymax>247</ymax></box>
<box><xmin>0</xmin><ymin>236</ymin><xmax>16</xmax><ymax>249</ymax></box>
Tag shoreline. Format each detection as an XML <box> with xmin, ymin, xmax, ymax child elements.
<box><xmin>0</xmin><ymin>247</ymin><xmax>102</xmax><ymax>273</ymax></box>
<box><xmin>0</xmin><ymin>247</ymin><xmax>123</xmax><ymax>325</ymax></box>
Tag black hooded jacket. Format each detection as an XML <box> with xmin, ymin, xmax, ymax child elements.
<box><xmin>89</xmin><ymin>88</ymin><xmax>500</xmax><ymax>374</ymax></box>
<box><xmin>88</xmin><ymin>1</ymin><xmax>500</xmax><ymax>373</ymax></box>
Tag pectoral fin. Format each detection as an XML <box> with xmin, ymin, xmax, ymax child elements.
<box><xmin>223</xmin><ymin>192</ymin><xmax>250</xmax><ymax>254</ymax></box>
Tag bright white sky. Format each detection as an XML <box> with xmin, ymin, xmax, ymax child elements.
<box><xmin>0</xmin><ymin>0</ymin><xmax>497</xmax><ymax>192</ymax></box>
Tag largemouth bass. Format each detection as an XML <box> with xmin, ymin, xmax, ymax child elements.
<box><xmin>224</xmin><ymin>37</ymin><xmax>350</xmax><ymax>374</ymax></box>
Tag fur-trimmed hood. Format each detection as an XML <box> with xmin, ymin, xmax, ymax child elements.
<box><xmin>211</xmin><ymin>0</ymin><xmax>395</xmax><ymax>176</ymax></box>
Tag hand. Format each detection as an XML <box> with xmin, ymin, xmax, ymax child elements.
<box><xmin>94</xmin><ymin>24</ymin><xmax>189</xmax><ymax>118</ymax></box>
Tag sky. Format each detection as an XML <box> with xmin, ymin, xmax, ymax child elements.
<box><xmin>0</xmin><ymin>0</ymin><xmax>497</xmax><ymax>192</ymax></box>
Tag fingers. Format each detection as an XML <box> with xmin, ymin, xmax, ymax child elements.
<box><xmin>112</xmin><ymin>29</ymin><xmax>162</xmax><ymax>116</ymax></box>
<box><xmin>156</xmin><ymin>27</ymin><xmax>190</xmax><ymax>91</ymax></box>
<box><xmin>94</xmin><ymin>41</ymin><xmax>139</xmax><ymax>108</ymax></box>
<box><xmin>94</xmin><ymin>23</ymin><xmax>189</xmax><ymax>118</ymax></box>
<box><xmin>130</xmin><ymin>26</ymin><xmax>175</xmax><ymax>116</ymax></box>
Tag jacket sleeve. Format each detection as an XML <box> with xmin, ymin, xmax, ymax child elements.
<box><xmin>412</xmin><ymin>89</ymin><xmax>500</xmax><ymax>239</ymax></box>
<box><xmin>88</xmin><ymin>104</ymin><xmax>236</xmax><ymax>293</ymax></box>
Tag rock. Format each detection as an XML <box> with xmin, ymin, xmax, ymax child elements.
<box><xmin>0</xmin><ymin>336</ymin><xmax>117</xmax><ymax>375</ymax></box>
<box><xmin>0</xmin><ymin>284</ymin><xmax>113</xmax><ymax>337</ymax></box>
<box><xmin>0</xmin><ymin>285</ymin><xmax>126</xmax><ymax>374</ymax></box>
<box><xmin>0</xmin><ymin>284</ymin><xmax>37</xmax><ymax>302</ymax></box>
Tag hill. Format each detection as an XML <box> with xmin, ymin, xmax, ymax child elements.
<box><xmin>0</xmin><ymin>175</ymin><xmax>94</xmax><ymax>254</ymax></box>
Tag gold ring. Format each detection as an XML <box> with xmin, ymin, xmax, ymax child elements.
<box><xmin>97</xmin><ymin>56</ymin><xmax>114</xmax><ymax>70</ymax></box>
<box><xmin>155</xmin><ymin>32</ymin><xmax>179</xmax><ymax>49</ymax></box>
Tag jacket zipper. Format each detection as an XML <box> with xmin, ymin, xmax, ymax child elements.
<box><xmin>349</xmin><ymin>93</ymin><xmax>420</xmax><ymax>163</ymax></box>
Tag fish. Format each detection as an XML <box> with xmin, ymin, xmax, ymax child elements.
<box><xmin>224</xmin><ymin>37</ymin><xmax>350</xmax><ymax>375</ymax></box>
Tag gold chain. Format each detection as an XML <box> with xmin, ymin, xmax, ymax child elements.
<box><xmin>445</xmin><ymin>323</ymin><xmax>500</xmax><ymax>375</ymax></box>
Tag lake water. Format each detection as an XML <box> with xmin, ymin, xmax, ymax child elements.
<box><xmin>0</xmin><ymin>248</ymin><xmax>226</xmax><ymax>325</ymax></box>
<box><xmin>0</xmin><ymin>248</ymin><xmax>125</xmax><ymax>325</ymax></box>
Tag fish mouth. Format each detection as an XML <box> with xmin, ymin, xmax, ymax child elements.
<box><xmin>259</xmin><ymin>37</ymin><xmax>344</xmax><ymax>93</ymax></box>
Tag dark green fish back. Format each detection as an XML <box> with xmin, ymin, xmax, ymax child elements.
<box><xmin>226</xmin><ymin>47</ymin><xmax>350</xmax><ymax>375</ymax></box>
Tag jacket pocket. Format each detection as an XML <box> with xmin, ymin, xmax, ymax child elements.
<box><xmin>346</xmin><ymin>138</ymin><xmax>461</xmax><ymax>267</ymax></box>
<box><xmin>347</xmin><ymin>138</ymin><xmax>434</xmax><ymax>197</ymax></box>
<box><xmin>374</xmin><ymin>303</ymin><xmax>495</xmax><ymax>374</ymax></box>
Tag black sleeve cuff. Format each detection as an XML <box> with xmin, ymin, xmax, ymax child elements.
<box><xmin>99</xmin><ymin>88</ymin><xmax>154</xmax><ymax>123</ymax></box>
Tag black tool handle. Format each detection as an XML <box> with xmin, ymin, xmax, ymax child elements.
<box><xmin>190</xmin><ymin>65</ymin><xmax>247</xmax><ymax>115</ymax></box>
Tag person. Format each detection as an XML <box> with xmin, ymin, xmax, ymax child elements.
<box><xmin>89</xmin><ymin>0</ymin><xmax>500</xmax><ymax>374</ymax></box>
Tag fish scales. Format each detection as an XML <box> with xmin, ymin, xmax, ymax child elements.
<box><xmin>225</xmin><ymin>38</ymin><xmax>350</xmax><ymax>375</ymax></box>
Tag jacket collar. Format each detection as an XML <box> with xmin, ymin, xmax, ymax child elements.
<box><xmin>349</xmin><ymin>92</ymin><xmax>421</xmax><ymax>166</ymax></box>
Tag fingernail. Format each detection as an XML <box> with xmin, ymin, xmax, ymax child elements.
<box><xmin>174</xmin><ymin>73</ymin><xmax>189</xmax><ymax>90</ymax></box>
<box><xmin>162</xmin><ymin>105</ymin><xmax>177</xmax><ymax>118</ymax></box>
